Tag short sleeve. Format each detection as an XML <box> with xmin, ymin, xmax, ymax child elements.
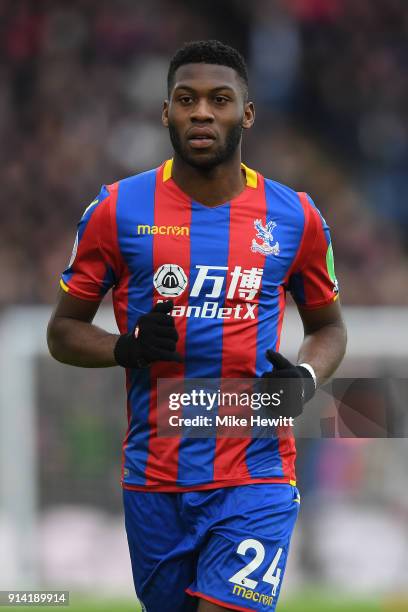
<box><xmin>60</xmin><ymin>184</ymin><xmax>120</xmax><ymax>301</ymax></box>
<box><xmin>288</xmin><ymin>193</ymin><xmax>339</xmax><ymax>309</ymax></box>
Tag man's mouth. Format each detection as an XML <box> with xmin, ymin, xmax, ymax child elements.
<box><xmin>187</xmin><ymin>128</ymin><xmax>216</xmax><ymax>149</ymax></box>
<box><xmin>188</xmin><ymin>137</ymin><xmax>215</xmax><ymax>148</ymax></box>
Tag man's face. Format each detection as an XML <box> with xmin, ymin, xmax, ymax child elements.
<box><xmin>162</xmin><ymin>64</ymin><xmax>254</xmax><ymax>170</ymax></box>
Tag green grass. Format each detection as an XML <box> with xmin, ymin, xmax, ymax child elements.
<box><xmin>63</xmin><ymin>599</ymin><xmax>141</xmax><ymax>612</ymax></box>
<box><xmin>0</xmin><ymin>594</ymin><xmax>392</xmax><ymax>611</ymax></box>
<box><xmin>280</xmin><ymin>595</ymin><xmax>381</xmax><ymax>612</ymax></box>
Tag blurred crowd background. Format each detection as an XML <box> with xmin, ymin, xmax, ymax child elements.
<box><xmin>1</xmin><ymin>0</ymin><xmax>408</xmax><ymax>306</ymax></box>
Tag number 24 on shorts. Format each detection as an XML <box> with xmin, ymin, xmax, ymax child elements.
<box><xmin>228</xmin><ymin>538</ymin><xmax>283</xmax><ymax>596</ymax></box>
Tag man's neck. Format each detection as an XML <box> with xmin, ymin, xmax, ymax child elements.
<box><xmin>171</xmin><ymin>153</ymin><xmax>246</xmax><ymax>206</ymax></box>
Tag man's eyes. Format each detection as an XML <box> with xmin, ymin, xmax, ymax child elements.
<box><xmin>214</xmin><ymin>95</ymin><xmax>229</xmax><ymax>104</ymax></box>
<box><xmin>177</xmin><ymin>95</ymin><xmax>231</xmax><ymax>105</ymax></box>
<box><xmin>179</xmin><ymin>96</ymin><xmax>193</xmax><ymax>104</ymax></box>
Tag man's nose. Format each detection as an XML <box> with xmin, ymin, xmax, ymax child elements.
<box><xmin>190</xmin><ymin>99</ymin><xmax>214</xmax><ymax>121</ymax></box>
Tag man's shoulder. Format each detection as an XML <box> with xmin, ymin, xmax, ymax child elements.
<box><xmin>262</xmin><ymin>175</ymin><xmax>302</xmax><ymax>201</ymax></box>
<box><xmin>107</xmin><ymin>166</ymin><xmax>159</xmax><ymax>194</ymax></box>
<box><xmin>90</xmin><ymin>168</ymin><xmax>159</xmax><ymax>219</ymax></box>
<box><xmin>261</xmin><ymin>174</ymin><xmax>314</xmax><ymax>219</ymax></box>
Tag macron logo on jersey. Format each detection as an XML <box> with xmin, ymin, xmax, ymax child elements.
<box><xmin>137</xmin><ymin>224</ymin><xmax>189</xmax><ymax>236</ymax></box>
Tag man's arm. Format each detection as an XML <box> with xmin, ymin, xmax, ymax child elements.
<box><xmin>47</xmin><ymin>291</ymin><xmax>119</xmax><ymax>367</ymax></box>
<box><xmin>296</xmin><ymin>299</ymin><xmax>347</xmax><ymax>386</ymax></box>
<box><xmin>47</xmin><ymin>291</ymin><xmax>182</xmax><ymax>368</ymax></box>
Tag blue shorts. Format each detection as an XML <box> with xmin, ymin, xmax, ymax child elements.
<box><xmin>123</xmin><ymin>484</ymin><xmax>300</xmax><ymax>612</ymax></box>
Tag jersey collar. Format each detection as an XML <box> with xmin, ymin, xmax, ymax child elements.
<box><xmin>162</xmin><ymin>158</ymin><xmax>258</xmax><ymax>189</ymax></box>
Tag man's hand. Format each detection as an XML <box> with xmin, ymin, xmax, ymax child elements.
<box><xmin>114</xmin><ymin>300</ymin><xmax>182</xmax><ymax>368</ymax></box>
<box><xmin>261</xmin><ymin>350</ymin><xmax>316</xmax><ymax>418</ymax></box>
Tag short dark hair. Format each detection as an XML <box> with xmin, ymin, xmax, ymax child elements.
<box><xmin>167</xmin><ymin>40</ymin><xmax>248</xmax><ymax>95</ymax></box>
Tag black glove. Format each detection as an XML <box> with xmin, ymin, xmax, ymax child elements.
<box><xmin>261</xmin><ymin>350</ymin><xmax>316</xmax><ymax>417</ymax></box>
<box><xmin>114</xmin><ymin>300</ymin><xmax>182</xmax><ymax>368</ymax></box>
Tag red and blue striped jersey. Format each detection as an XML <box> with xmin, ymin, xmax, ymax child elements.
<box><xmin>60</xmin><ymin>160</ymin><xmax>338</xmax><ymax>491</ymax></box>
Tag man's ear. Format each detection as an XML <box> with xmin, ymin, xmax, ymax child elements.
<box><xmin>162</xmin><ymin>100</ymin><xmax>169</xmax><ymax>128</ymax></box>
<box><xmin>243</xmin><ymin>101</ymin><xmax>255</xmax><ymax>129</ymax></box>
